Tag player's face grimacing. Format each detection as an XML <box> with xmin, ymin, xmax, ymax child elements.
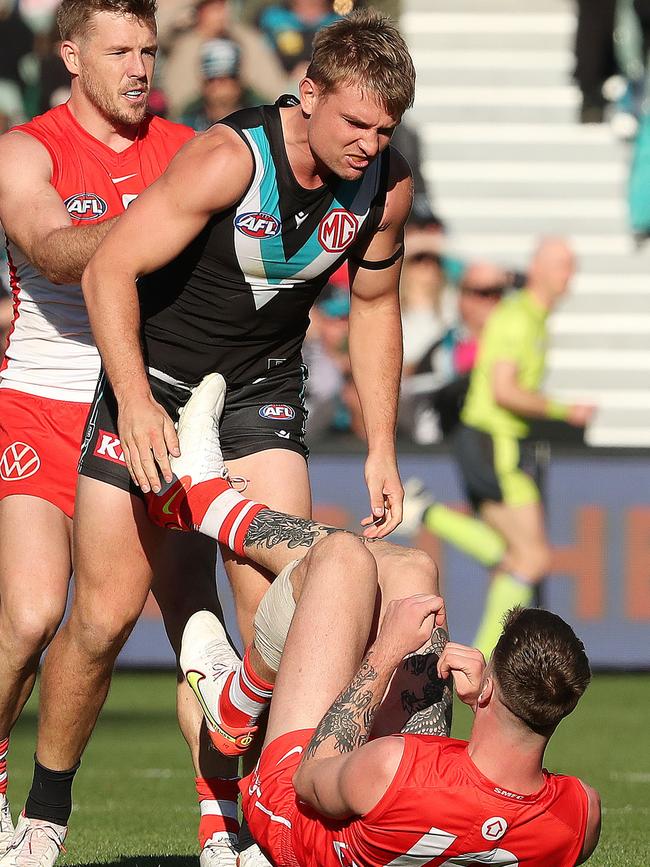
<box><xmin>305</xmin><ymin>82</ymin><xmax>399</xmax><ymax>181</ymax></box>
<box><xmin>70</xmin><ymin>11</ymin><xmax>157</xmax><ymax>127</ymax></box>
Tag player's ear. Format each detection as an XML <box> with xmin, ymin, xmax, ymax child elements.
<box><xmin>477</xmin><ymin>675</ymin><xmax>493</xmax><ymax>708</ymax></box>
<box><xmin>60</xmin><ymin>40</ymin><xmax>81</xmax><ymax>76</ymax></box>
<box><xmin>299</xmin><ymin>77</ymin><xmax>317</xmax><ymax>117</ymax></box>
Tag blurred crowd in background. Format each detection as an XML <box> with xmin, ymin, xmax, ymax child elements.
<box><xmin>0</xmin><ymin>0</ymin><xmax>609</xmax><ymax>447</ymax></box>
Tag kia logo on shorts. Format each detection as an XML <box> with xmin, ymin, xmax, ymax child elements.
<box><xmin>235</xmin><ymin>212</ymin><xmax>281</xmax><ymax>238</ymax></box>
<box><xmin>0</xmin><ymin>442</ymin><xmax>41</xmax><ymax>480</ymax></box>
<box><xmin>64</xmin><ymin>193</ymin><xmax>109</xmax><ymax>221</ymax></box>
<box><xmin>318</xmin><ymin>209</ymin><xmax>358</xmax><ymax>253</ymax></box>
<box><xmin>259</xmin><ymin>404</ymin><xmax>295</xmax><ymax>421</ymax></box>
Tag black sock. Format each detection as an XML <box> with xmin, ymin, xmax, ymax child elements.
<box><xmin>24</xmin><ymin>757</ymin><xmax>80</xmax><ymax>826</ymax></box>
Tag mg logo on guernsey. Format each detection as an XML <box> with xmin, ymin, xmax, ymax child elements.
<box><xmin>235</xmin><ymin>211</ymin><xmax>281</xmax><ymax>238</ymax></box>
<box><xmin>94</xmin><ymin>430</ymin><xmax>126</xmax><ymax>465</ymax></box>
<box><xmin>0</xmin><ymin>442</ymin><xmax>40</xmax><ymax>481</ymax></box>
<box><xmin>64</xmin><ymin>193</ymin><xmax>108</xmax><ymax>221</ymax></box>
<box><xmin>318</xmin><ymin>209</ymin><xmax>358</xmax><ymax>253</ymax></box>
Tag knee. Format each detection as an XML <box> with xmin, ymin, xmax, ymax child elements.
<box><xmin>507</xmin><ymin>544</ymin><xmax>551</xmax><ymax>583</ymax></box>
<box><xmin>308</xmin><ymin>532</ymin><xmax>374</xmax><ymax>577</ymax></box>
<box><xmin>402</xmin><ymin>548</ymin><xmax>440</xmax><ymax>594</ymax></box>
<box><xmin>374</xmin><ymin>543</ymin><xmax>439</xmax><ymax>595</ymax></box>
<box><xmin>0</xmin><ymin>602</ymin><xmax>64</xmax><ymax>662</ymax></box>
<box><xmin>68</xmin><ymin>600</ymin><xmax>141</xmax><ymax>660</ymax></box>
<box><xmin>530</xmin><ymin>544</ymin><xmax>552</xmax><ymax>581</ymax></box>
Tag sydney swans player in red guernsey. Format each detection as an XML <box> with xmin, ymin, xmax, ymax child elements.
<box><xmin>227</xmin><ymin>540</ymin><xmax>602</xmax><ymax>867</ymax></box>
<box><xmin>0</xmin><ymin>2</ymin><xmax>237</xmax><ymax>865</ymax></box>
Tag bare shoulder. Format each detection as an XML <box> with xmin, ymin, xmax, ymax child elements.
<box><xmin>381</xmin><ymin>145</ymin><xmax>414</xmax><ymax>229</ymax></box>
<box><xmin>576</xmin><ymin>780</ymin><xmax>601</xmax><ymax>865</ymax></box>
<box><xmin>159</xmin><ymin>123</ymin><xmax>254</xmax><ymax>212</ymax></box>
<box><xmin>387</xmin><ymin>144</ymin><xmax>413</xmax><ymax>185</ymax></box>
<box><xmin>340</xmin><ymin>736</ymin><xmax>405</xmax><ymax>816</ymax></box>
<box><xmin>0</xmin><ymin>130</ymin><xmax>52</xmax><ymax>184</ymax></box>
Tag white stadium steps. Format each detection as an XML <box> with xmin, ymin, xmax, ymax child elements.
<box><xmin>404</xmin><ymin>0</ymin><xmax>650</xmax><ymax>447</ymax></box>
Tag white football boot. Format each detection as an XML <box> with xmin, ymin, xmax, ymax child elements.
<box><xmin>237</xmin><ymin>844</ymin><xmax>272</xmax><ymax>867</ymax></box>
<box><xmin>146</xmin><ymin>372</ymin><xmax>230</xmax><ymax>532</ymax></box>
<box><xmin>181</xmin><ymin>611</ymin><xmax>257</xmax><ymax>757</ymax></box>
<box><xmin>0</xmin><ymin>795</ymin><xmax>14</xmax><ymax>854</ymax></box>
<box><xmin>237</xmin><ymin>818</ymin><xmax>272</xmax><ymax>867</ymax></box>
<box><xmin>0</xmin><ymin>815</ymin><xmax>66</xmax><ymax>867</ymax></box>
<box><xmin>200</xmin><ymin>832</ymin><xmax>238</xmax><ymax>867</ymax></box>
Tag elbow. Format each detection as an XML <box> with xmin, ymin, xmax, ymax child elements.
<box><xmin>35</xmin><ymin>259</ymin><xmax>73</xmax><ymax>286</ymax></box>
<box><xmin>292</xmin><ymin>765</ymin><xmax>311</xmax><ymax>802</ymax></box>
<box><xmin>81</xmin><ymin>257</ymin><xmax>101</xmax><ymax>304</ymax></box>
<box><xmin>492</xmin><ymin>385</ymin><xmax>515</xmax><ymax>411</ymax></box>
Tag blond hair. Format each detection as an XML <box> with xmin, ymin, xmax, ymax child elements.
<box><xmin>306</xmin><ymin>9</ymin><xmax>416</xmax><ymax>119</ymax></box>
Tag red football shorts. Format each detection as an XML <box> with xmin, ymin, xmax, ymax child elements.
<box><xmin>0</xmin><ymin>388</ymin><xmax>90</xmax><ymax>518</ymax></box>
<box><xmin>240</xmin><ymin>728</ymin><xmax>316</xmax><ymax>867</ymax></box>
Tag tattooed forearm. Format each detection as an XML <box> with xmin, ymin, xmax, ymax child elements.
<box><xmin>304</xmin><ymin>652</ymin><xmax>389</xmax><ymax>760</ymax></box>
<box><xmin>244</xmin><ymin>509</ymin><xmax>341</xmax><ymax>550</ymax></box>
<box><xmin>400</xmin><ymin>627</ymin><xmax>453</xmax><ymax>737</ymax></box>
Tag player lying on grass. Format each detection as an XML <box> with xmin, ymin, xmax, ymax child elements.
<box><xmin>181</xmin><ymin>561</ymin><xmax>601</xmax><ymax>867</ymax></box>
<box><xmin>152</xmin><ymin>372</ymin><xmax>600</xmax><ymax>866</ymax></box>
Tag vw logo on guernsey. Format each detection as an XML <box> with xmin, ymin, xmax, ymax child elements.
<box><xmin>64</xmin><ymin>193</ymin><xmax>108</xmax><ymax>221</ymax></box>
<box><xmin>235</xmin><ymin>212</ymin><xmax>281</xmax><ymax>238</ymax></box>
<box><xmin>0</xmin><ymin>442</ymin><xmax>41</xmax><ymax>481</ymax></box>
<box><xmin>259</xmin><ymin>404</ymin><xmax>295</xmax><ymax>421</ymax></box>
<box><xmin>318</xmin><ymin>209</ymin><xmax>359</xmax><ymax>253</ymax></box>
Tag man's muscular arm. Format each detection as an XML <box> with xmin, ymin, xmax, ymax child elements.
<box><xmin>81</xmin><ymin>128</ymin><xmax>253</xmax><ymax>492</ymax></box>
<box><xmin>0</xmin><ymin>132</ymin><xmax>118</xmax><ymax>284</ymax></box>
<box><xmin>293</xmin><ymin>594</ymin><xmax>446</xmax><ymax>819</ymax></box>
<box><xmin>348</xmin><ymin>148</ymin><xmax>413</xmax><ymax>538</ymax></box>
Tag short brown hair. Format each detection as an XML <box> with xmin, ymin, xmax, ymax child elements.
<box><xmin>305</xmin><ymin>9</ymin><xmax>416</xmax><ymax>119</ymax></box>
<box><xmin>57</xmin><ymin>0</ymin><xmax>157</xmax><ymax>41</ymax></box>
<box><xmin>492</xmin><ymin>607</ymin><xmax>591</xmax><ymax>734</ymax></box>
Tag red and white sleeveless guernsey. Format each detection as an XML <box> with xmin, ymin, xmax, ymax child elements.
<box><xmin>242</xmin><ymin>731</ymin><xmax>590</xmax><ymax>867</ymax></box>
<box><xmin>0</xmin><ymin>104</ymin><xmax>192</xmax><ymax>515</ymax></box>
<box><xmin>1</xmin><ymin>103</ymin><xmax>193</xmax><ymax>402</ymax></box>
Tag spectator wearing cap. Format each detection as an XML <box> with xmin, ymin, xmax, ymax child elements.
<box><xmin>179</xmin><ymin>37</ymin><xmax>259</xmax><ymax>130</ymax></box>
<box><xmin>257</xmin><ymin>0</ymin><xmax>341</xmax><ymax>83</ymax></box>
<box><xmin>159</xmin><ymin>0</ymin><xmax>289</xmax><ymax>119</ymax></box>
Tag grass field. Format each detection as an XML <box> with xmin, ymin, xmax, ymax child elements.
<box><xmin>6</xmin><ymin>672</ymin><xmax>650</xmax><ymax>867</ymax></box>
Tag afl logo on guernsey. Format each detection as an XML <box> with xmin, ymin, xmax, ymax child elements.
<box><xmin>318</xmin><ymin>209</ymin><xmax>359</xmax><ymax>253</ymax></box>
<box><xmin>235</xmin><ymin>212</ymin><xmax>281</xmax><ymax>238</ymax></box>
<box><xmin>64</xmin><ymin>193</ymin><xmax>108</xmax><ymax>221</ymax></box>
<box><xmin>259</xmin><ymin>404</ymin><xmax>295</xmax><ymax>421</ymax></box>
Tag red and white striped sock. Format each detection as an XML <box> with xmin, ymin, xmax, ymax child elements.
<box><xmin>175</xmin><ymin>478</ymin><xmax>268</xmax><ymax>557</ymax></box>
<box><xmin>196</xmin><ymin>776</ymin><xmax>240</xmax><ymax>847</ymax></box>
<box><xmin>0</xmin><ymin>737</ymin><xmax>8</xmax><ymax>795</ymax></box>
<box><xmin>218</xmin><ymin>647</ymin><xmax>274</xmax><ymax>730</ymax></box>
<box><xmin>194</xmin><ymin>484</ymin><xmax>267</xmax><ymax>557</ymax></box>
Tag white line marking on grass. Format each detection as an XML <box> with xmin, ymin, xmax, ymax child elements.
<box><xmin>609</xmin><ymin>771</ymin><xmax>650</xmax><ymax>783</ymax></box>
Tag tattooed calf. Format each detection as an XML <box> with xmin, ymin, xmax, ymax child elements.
<box><xmin>244</xmin><ymin>509</ymin><xmax>340</xmax><ymax>550</ymax></box>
